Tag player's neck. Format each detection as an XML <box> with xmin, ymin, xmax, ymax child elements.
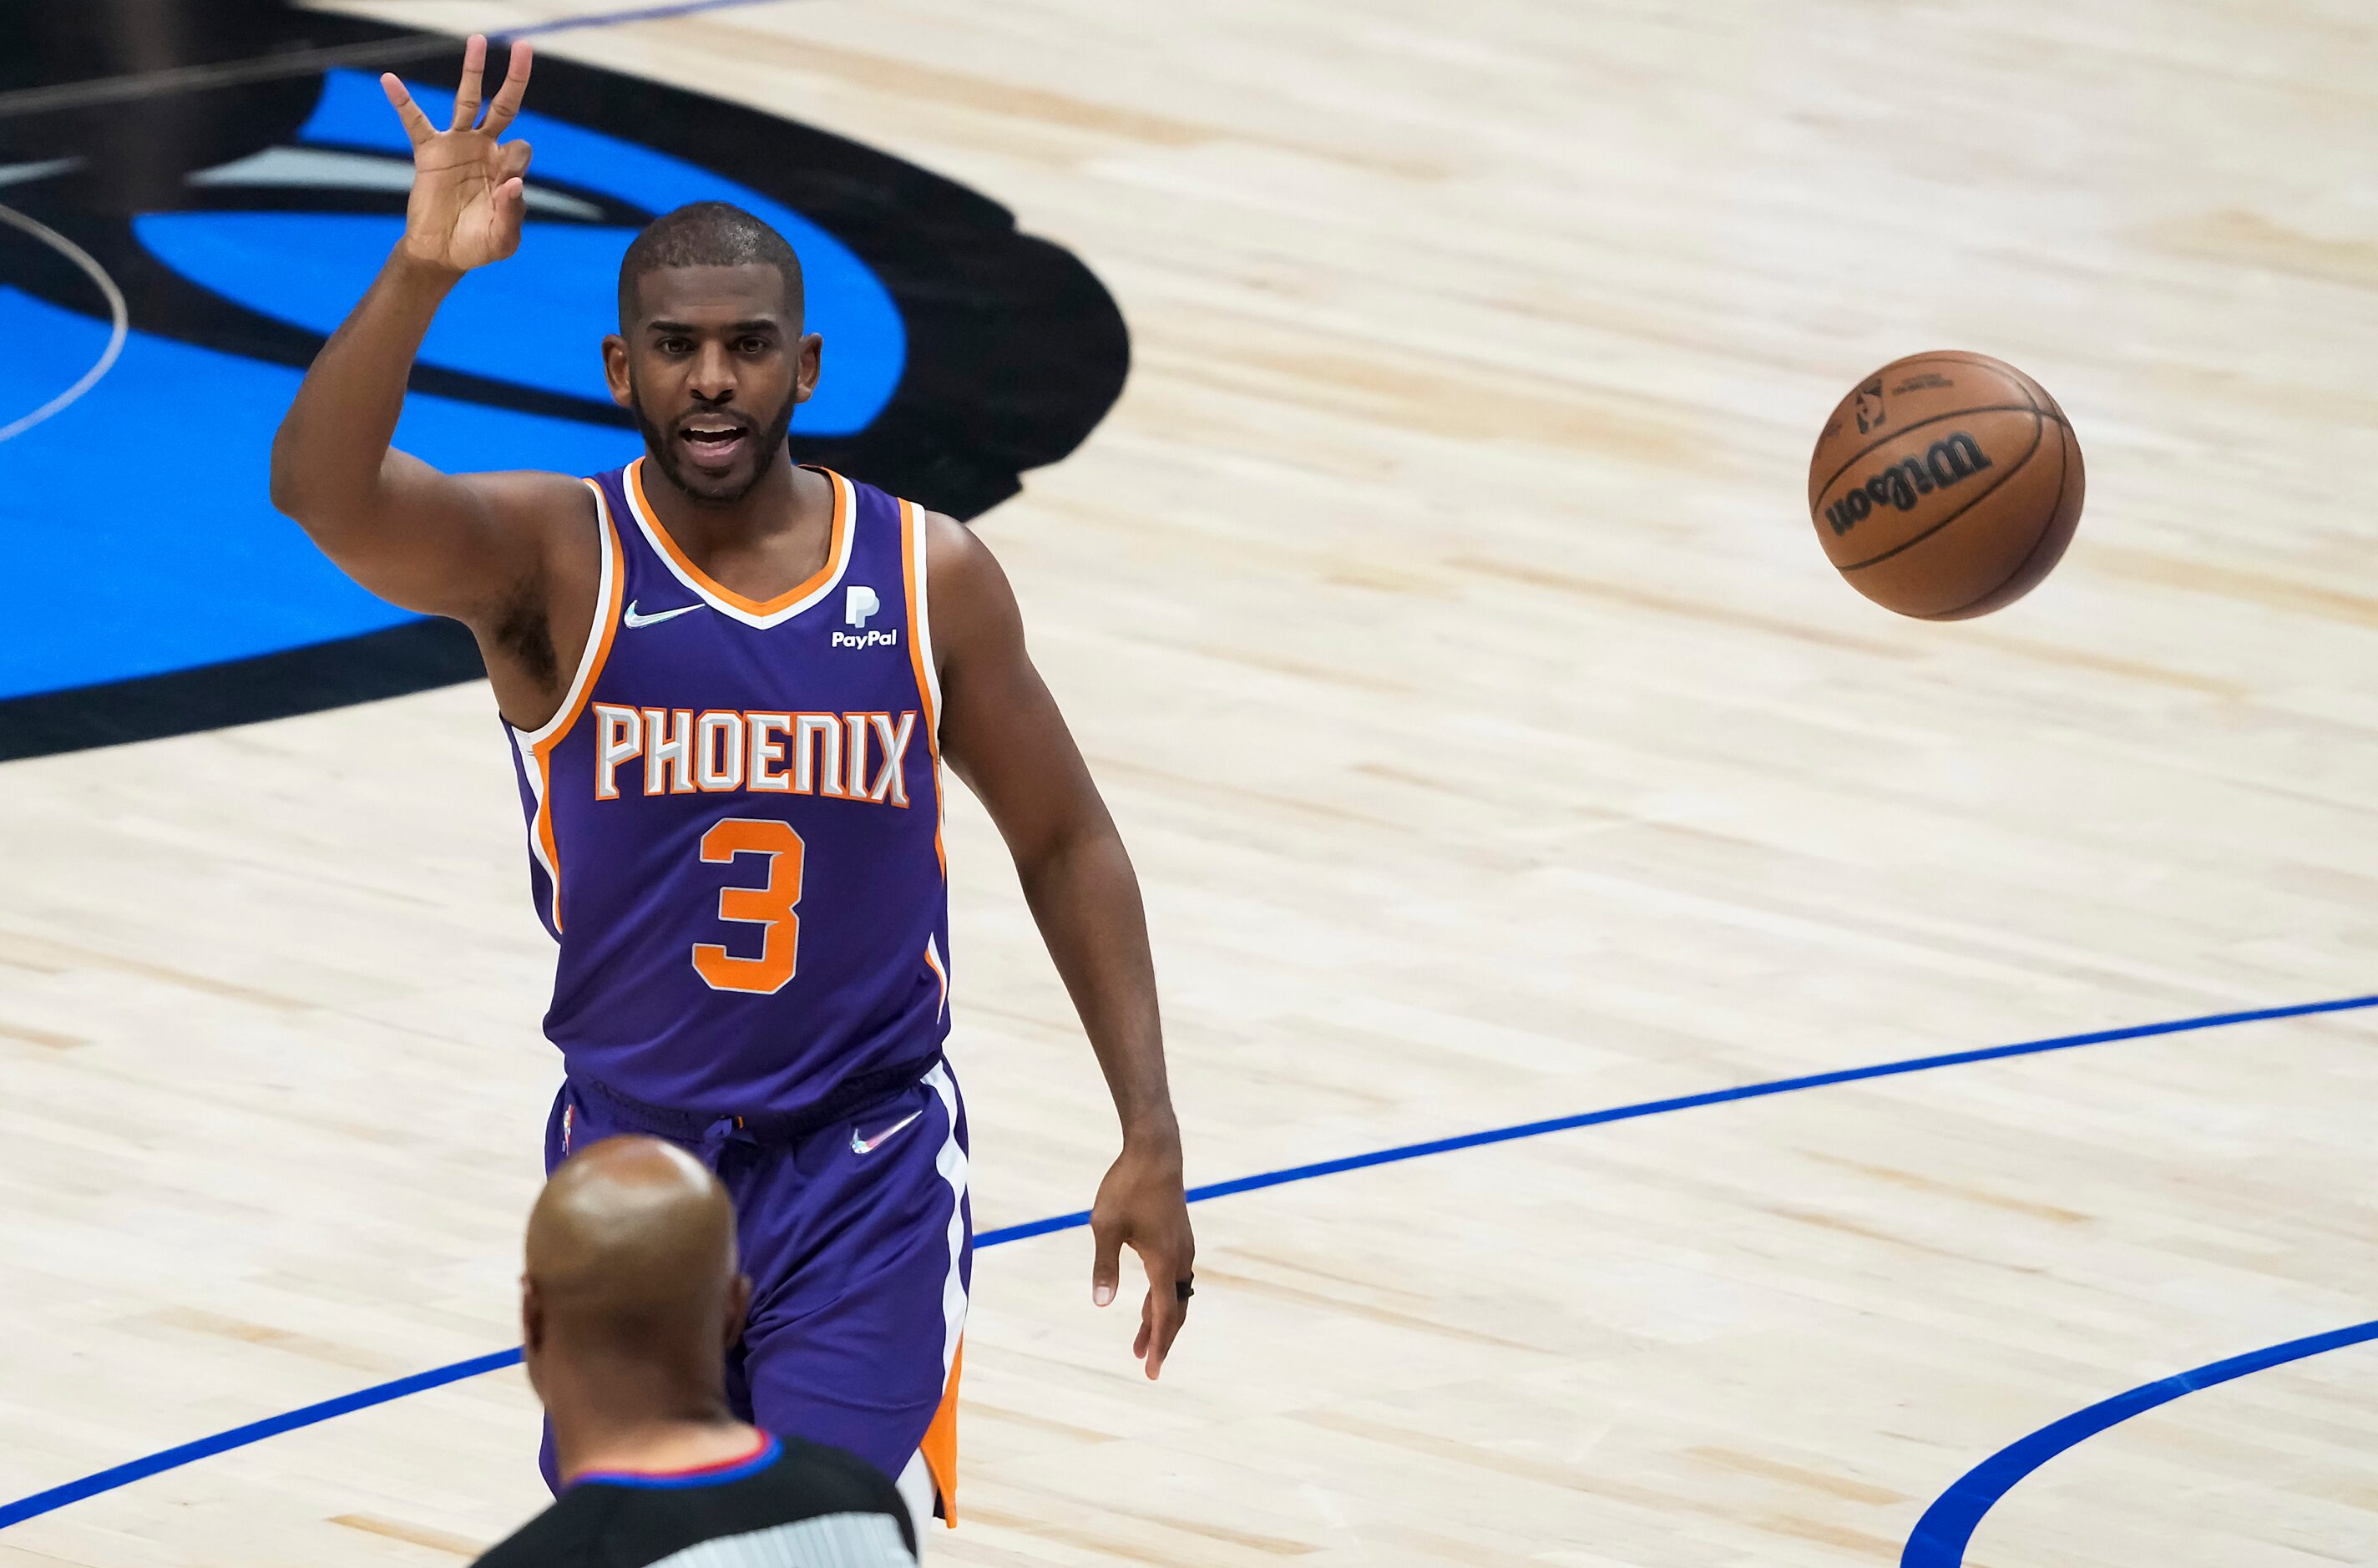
<box><xmin>639</xmin><ymin>455</ymin><xmax>837</xmax><ymax>605</ymax></box>
<box><xmin>642</xmin><ymin>448</ymin><xmax>826</xmax><ymax>554</ymax></box>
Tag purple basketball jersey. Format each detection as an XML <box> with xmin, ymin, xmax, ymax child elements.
<box><xmin>508</xmin><ymin>459</ymin><xmax>950</xmax><ymax>1118</ymax></box>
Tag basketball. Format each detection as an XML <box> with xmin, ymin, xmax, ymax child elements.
<box><xmin>1807</xmin><ymin>352</ymin><xmax>2085</xmax><ymax>619</ymax></box>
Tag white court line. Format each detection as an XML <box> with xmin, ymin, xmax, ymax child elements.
<box><xmin>0</xmin><ymin>200</ymin><xmax>129</xmax><ymax>444</ymax></box>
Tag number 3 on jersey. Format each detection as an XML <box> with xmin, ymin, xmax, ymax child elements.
<box><xmin>692</xmin><ymin>818</ymin><xmax>803</xmax><ymax>994</ymax></box>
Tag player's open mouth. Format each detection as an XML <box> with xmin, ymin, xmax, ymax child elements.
<box><xmin>678</xmin><ymin>422</ymin><xmax>750</xmax><ymax>467</ymax></box>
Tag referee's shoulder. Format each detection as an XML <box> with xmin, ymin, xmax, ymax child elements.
<box><xmin>471</xmin><ymin>1481</ymin><xmax>613</xmax><ymax>1567</ymax></box>
<box><xmin>771</xmin><ymin>1434</ymin><xmax>915</xmax><ymax>1532</ymax></box>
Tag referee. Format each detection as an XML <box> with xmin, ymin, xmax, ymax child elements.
<box><xmin>475</xmin><ymin>1136</ymin><xmax>917</xmax><ymax>1566</ymax></box>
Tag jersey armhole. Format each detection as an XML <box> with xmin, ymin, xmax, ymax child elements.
<box><xmin>898</xmin><ymin>499</ymin><xmax>944</xmax><ymax>743</ymax></box>
<box><xmin>512</xmin><ymin>480</ymin><xmax>624</xmax><ymax>749</ymax></box>
<box><xmin>506</xmin><ymin>482</ymin><xmax>624</xmax><ymax>941</ymax></box>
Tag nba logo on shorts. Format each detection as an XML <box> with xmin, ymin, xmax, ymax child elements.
<box><xmin>846</xmin><ymin>586</ymin><xmax>882</xmax><ymax>628</ymax></box>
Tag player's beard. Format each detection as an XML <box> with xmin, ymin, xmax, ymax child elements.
<box><xmin>633</xmin><ymin>381</ymin><xmax>800</xmax><ymax>505</ymax></box>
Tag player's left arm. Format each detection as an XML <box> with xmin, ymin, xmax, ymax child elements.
<box><xmin>924</xmin><ymin>511</ymin><xmax>1194</xmax><ymax>1381</ymax></box>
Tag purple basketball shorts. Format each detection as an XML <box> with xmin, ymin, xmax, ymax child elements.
<box><xmin>538</xmin><ymin>1061</ymin><xmax>971</xmax><ymax>1522</ymax></box>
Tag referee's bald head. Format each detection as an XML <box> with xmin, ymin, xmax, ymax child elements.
<box><xmin>521</xmin><ymin>1136</ymin><xmax>747</xmax><ymax>1393</ymax></box>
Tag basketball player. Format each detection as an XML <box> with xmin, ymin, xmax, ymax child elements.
<box><xmin>269</xmin><ymin>36</ymin><xmax>1194</xmax><ymax>1535</ymax></box>
<box><xmin>483</xmin><ymin>1136</ymin><xmax>916</xmax><ymax>1567</ymax></box>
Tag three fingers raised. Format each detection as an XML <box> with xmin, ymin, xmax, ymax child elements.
<box><xmin>378</xmin><ymin>36</ymin><xmax>534</xmax><ymax>146</ymax></box>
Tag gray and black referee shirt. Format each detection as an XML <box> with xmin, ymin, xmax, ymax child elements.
<box><xmin>473</xmin><ymin>1434</ymin><xmax>917</xmax><ymax>1567</ymax></box>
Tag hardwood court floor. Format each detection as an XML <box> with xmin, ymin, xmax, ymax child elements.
<box><xmin>5</xmin><ymin>0</ymin><xmax>2378</xmax><ymax>1562</ymax></box>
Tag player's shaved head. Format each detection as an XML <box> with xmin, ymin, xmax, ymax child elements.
<box><xmin>520</xmin><ymin>1137</ymin><xmax>748</xmax><ymax>1399</ymax></box>
<box><xmin>617</xmin><ymin>201</ymin><xmax>804</xmax><ymax>329</ymax></box>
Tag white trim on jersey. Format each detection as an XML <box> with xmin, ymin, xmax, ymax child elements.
<box><xmin>626</xmin><ymin>464</ymin><xmax>858</xmax><ymax>631</ymax></box>
<box><xmin>903</xmin><ymin>500</ymin><xmax>943</xmax><ymax>725</ymax></box>
<box><xmin>512</xmin><ymin>725</ymin><xmax>557</xmax><ymax>917</ymax></box>
<box><xmin>923</xmin><ymin>1061</ymin><xmax>968</xmax><ymax>1520</ymax></box>
<box><xmin>512</xmin><ymin>480</ymin><xmax>620</xmax><ymax>750</ymax></box>
<box><xmin>923</xmin><ymin>933</ymin><xmax>949</xmax><ymax>1023</ymax></box>
<box><xmin>924</xmin><ymin>1062</ymin><xmax>968</xmax><ymax>1384</ymax></box>
<box><xmin>901</xmin><ymin>498</ymin><xmax>951</xmax><ymax>889</ymax></box>
<box><xmin>508</xmin><ymin>481</ymin><xmax>620</xmax><ymax>936</ymax></box>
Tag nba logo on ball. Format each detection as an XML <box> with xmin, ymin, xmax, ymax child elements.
<box><xmin>1854</xmin><ymin>376</ymin><xmax>1886</xmax><ymax>434</ymax></box>
<box><xmin>845</xmin><ymin>586</ymin><xmax>882</xmax><ymax>629</ymax></box>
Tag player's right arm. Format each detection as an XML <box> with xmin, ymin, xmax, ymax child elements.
<box><xmin>269</xmin><ymin>40</ymin><xmax>583</xmax><ymax>650</ymax></box>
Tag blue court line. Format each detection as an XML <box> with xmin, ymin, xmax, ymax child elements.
<box><xmin>1901</xmin><ymin>1319</ymin><xmax>2378</xmax><ymax>1566</ymax></box>
<box><xmin>980</xmin><ymin>990</ymin><xmax>2378</xmax><ymax>1246</ymax></box>
<box><xmin>0</xmin><ymin>1350</ymin><xmax>524</xmax><ymax>1531</ymax></box>
<box><xmin>2</xmin><ymin>989</ymin><xmax>2373</xmax><ymax>1531</ymax></box>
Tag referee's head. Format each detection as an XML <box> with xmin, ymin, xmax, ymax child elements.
<box><xmin>521</xmin><ymin>1136</ymin><xmax>751</xmax><ymax>1437</ymax></box>
<box><xmin>483</xmin><ymin>1137</ymin><xmax>921</xmax><ymax>1563</ymax></box>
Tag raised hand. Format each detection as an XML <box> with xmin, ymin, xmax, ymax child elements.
<box><xmin>381</xmin><ymin>35</ymin><xmax>534</xmax><ymax>276</ymax></box>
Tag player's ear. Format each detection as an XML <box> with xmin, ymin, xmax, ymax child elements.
<box><xmin>602</xmin><ymin>333</ymin><xmax>633</xmax><ymax>407</ymax></box>
<box><xmin>794</xmin><ymin>332</ymin><xmax>822</xmax><ymax>405</ymax></box>
<box><xmin>722</xmin><ymin>1272</ymin><xmax>752</xmax><ymax>1352</ymax></box>
<box><xmin>520</xmin><ymin>1276</ymin><xmax>548</xmax><ymax>1392</ymax></box>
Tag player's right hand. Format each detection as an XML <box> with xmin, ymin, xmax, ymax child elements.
<box><xmin>381</xmin><ymin>35</ymin><xmax>534</xmax><ymax>276</ymax></box>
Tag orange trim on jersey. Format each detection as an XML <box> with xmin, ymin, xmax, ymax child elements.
<box><xmin>922</xmin><ymin>936</ymin><xmax>949</xmax><ymax>1019</ymax></box>
<box><xmin>898</xmin><ymin>498</ymin><xmax>947</xmax><ymax>878</ymax></box>
<box><xmin>629</xmin><ymin>457</ymin><xmax>848</xmax><ymax>616</ymax></box>
<box><xmin>920</xmin><ymin>1338</ymin><xmax>961</xmax><ymax>1526</ymax></box>
<box><xmin>533</xmin><ymin>484</ymin><xmax>628</xmax><ymax>934</ymax></box>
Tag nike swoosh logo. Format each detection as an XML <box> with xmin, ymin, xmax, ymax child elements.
<box><xmin>850</xmin><ymin>1109</ymin><xmax>923</xmax><ymax>1156</ymax></box>
<box><xmin>623</xmin><ymin>600</ymin><xmax>701</xmax><ymax>629</ymax></box>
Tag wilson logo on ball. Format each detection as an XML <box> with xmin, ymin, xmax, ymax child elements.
<box><xmin>1822</xmin><ymin>432</ymin><xmax>1992</xmax><ymax>535</ymax></box>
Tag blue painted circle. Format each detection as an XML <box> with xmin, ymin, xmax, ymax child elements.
<box><xmin>286</xmin><ymin>70</ymin><xmax>903</xmax><ymax>435</ymax></box>
<box><xmin>1901</xmin><ymin>1320</ymin><xmax>2378</xmax><ymax>1566</ymax></box>
<box><xmin>0</xmin><ymin>68</ymin><xmax>906</xmax><ymax>702</ymax></box>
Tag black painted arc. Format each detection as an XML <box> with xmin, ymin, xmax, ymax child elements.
<box><xmin>1839</xmin><ymin>412</ymin><xmax>2049</xmax><ymax>574</ymax></box>
<box><xmin>0</xmin><ymin>620</ymin><xmax>486</xmax><ymax>764</ymax></box>
<box><xmin>0</xmin><ymin>4</ymin><xmax>1131</xmax><ymax>756</ymax></box>
<box><xmin>0</xmin><ymin>0</ymin><xmax>387</xmax><ymax>96</ymax></box>
<box><xmin>13</xmin><ymin>37</ymin><xmax>1132</xmax><ymax>523</ymax></box>
<box><xmin>0</xmin><ymin>2</ymin><xmax>388</xmax><ymax>181</ymax></box>
<box><xmin>494</xmin><ymin>57</ymin><xmax>1136</xmax><ymax>518</ymax></box>
<box><xmin>3</xmin><ymin>6</ymin><xmax>1131</xmax><ymax>760</ymax></box>
<box><xmin>3</xmin><ymin>198</ymin><xmax>644</xmax><ymax>432</ymax></box>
